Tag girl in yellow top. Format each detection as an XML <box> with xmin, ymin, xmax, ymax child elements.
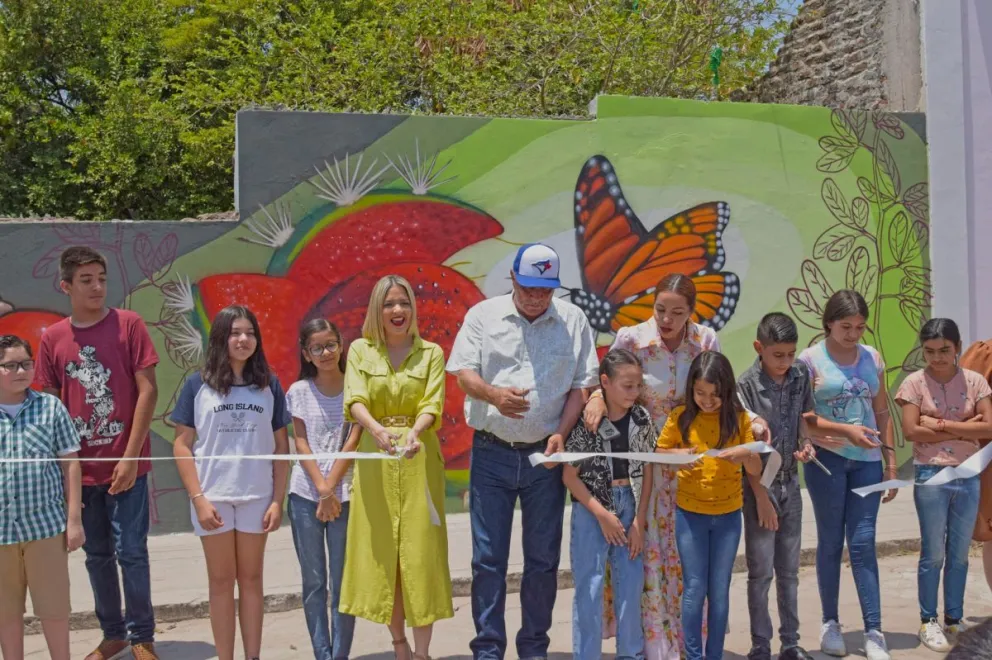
<box><xmin>656</xmin><ymin>351</ymin><xmax>762</xmax><ymax>660</ymax></box>
<box><xmin>340</xmin><ymin>275</ymin><xmax>453</xmax><ymax>660</ymax></box>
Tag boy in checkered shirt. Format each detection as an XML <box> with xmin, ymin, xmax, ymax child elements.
<box><xmin>0</xmin><ymin>334</ymin><xmax>83</xmax><ymax>660</ymax></box>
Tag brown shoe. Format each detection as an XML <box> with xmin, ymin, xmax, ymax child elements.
<box><xmin>131</xmin><ymin>642</ymin><xmax>160</xmax><ymax>660</ymax></box>
<box><xmin>84</xmin><ymin>639</ymin><xmax>130</xmax><ymax>660</ymax></box>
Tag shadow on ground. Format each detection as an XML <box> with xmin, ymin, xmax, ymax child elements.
<box><xmin>153</xmin><ymin>640</ymin><xmax>217</xmax><ymax>659</ymax></box>
<box><xmin>355</xmin><ymin>654</ymin><xmax>749</xmax><ymax>660</ymax></box>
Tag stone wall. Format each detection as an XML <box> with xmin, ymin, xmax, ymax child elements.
<box><xmin>744</xmin><ymin>0</ymin><xmax>923</xmax><ymax>111</ymax></box>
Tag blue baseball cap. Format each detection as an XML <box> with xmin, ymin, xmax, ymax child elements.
<box><xmin>512</xmin><ymin>243</ymin><xmax>561</xmax><ymax>289</ymax></box>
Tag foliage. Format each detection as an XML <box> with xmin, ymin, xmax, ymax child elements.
<box><xmin>787</xmin><ymin>108</ymin><xmax>931</xmax><ymax>453</ymax></box>
<box><xmin>0</xmin><ymin>0</ymin><xmax>791</xmax><ymax>220</ymax></box>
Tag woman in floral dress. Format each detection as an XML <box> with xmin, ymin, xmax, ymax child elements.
<box><xmin>584</xmin><ymin>274</ymin><xmax>721</xmax><ymax>659</ymax></box>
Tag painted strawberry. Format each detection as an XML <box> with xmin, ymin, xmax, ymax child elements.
<box><xmin>310</xmin><ymin>262</ymin><xmax>484</xmax><ymax>463</ymax></box>
<box><xmin>193</xmin><ymin>274</ymin><xmax>308</xmax><ymax>389</ymax></box>
<box><xmin>0</xmin><ymin>310</ymin><xmax>67</xmax><ymax>390</ymax></box>
<box><xmin>270</xmin><ymin>194</ymin><xmax>502</xmax><ymax>306</ymax></box>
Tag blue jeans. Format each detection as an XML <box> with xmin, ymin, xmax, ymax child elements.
<box><xmin>804</xmin><ymin>450</ymin><xmax>882</xmax><ymax>631</ymax></box>
<box><xmin>288</xmin><ymin>494</ymin><xmax>355</xmax><ymax>660</ymax></box>
<box><xmin>469</xmin><ymin>432</ymin><xmax>566</xmax><ymax>660</ymax></box>
<box><xmin>914</xmin><ymin>465</ymin><xmax>981</xmax><ymax>622</ymax></box>
<box><xmin>675</xmin><ymin>507</ymin><xmax>742</xmax><ymax>660</ymax></box>
<box><xmin>571</xmin><ymin>486</ymin><xmax>645</xmax><ymax>660</ymax></box>
<box><xmin>81</xmin><ymin>474</ymin><xmax>155</xmax><ymax>643</ymax></box>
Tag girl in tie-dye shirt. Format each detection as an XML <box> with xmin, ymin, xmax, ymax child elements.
<box><xmin>797</xmin><ymin>290</ymin><xmax>898</xmax><ymax>660</ymax></box>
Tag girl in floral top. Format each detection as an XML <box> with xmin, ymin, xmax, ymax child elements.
<box><xmin>583</xmin><ymin>274</ymin><xmax>720</xmax><ymax>660</ymax></box>
<box><xmin>895</xmin><ymin>318</ymin><xmax>992</xmax><ymax>652</ymax></box>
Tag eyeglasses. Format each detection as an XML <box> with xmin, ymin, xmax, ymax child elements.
<box><xmin>307</xmin><ymin>343</ymin><xmax>340</xmax><ymax>356</ymax></box>
<box><xmin>0</xmin><ymin>360</ymin><xmax>35</xmax><ymax>373</ymax></box>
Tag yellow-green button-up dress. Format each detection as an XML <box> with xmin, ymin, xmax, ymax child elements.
<box><xmin>340</xmin><ymin>336</ymin><xmax>454</xmax><ymax>626</ymax></box>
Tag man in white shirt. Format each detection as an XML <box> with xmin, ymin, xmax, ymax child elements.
<box><xmin>447</xmin><ymin>243</ymin><xmax>599</xmax><ymax>660</ymax></box>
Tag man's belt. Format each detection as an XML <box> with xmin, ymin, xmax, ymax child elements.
<box><xmin>477</xmin><ymin>430</ymin><xmax>547</xmax><ymax>450</ymax></box>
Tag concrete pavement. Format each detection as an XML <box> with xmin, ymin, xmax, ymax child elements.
<box><xmin>24</xmin><ymin>552</ymin><xmax>992</xmax><ymax>659</ymax></box>
<box><xmin>28</xmin><ymin>488</ymin><xmax>924</xmax><ymax>632</ymax></box>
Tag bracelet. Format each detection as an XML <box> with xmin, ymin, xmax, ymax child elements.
<box><xmin>937</xmin><ymin>418</ymin><xmax>946</xmax><ymax>432</ymax></box>
<box><xmin>589</xmin><ymin>390</ymin><xmax>604</xmax><ymax>400</ymax></box>
<box><xmin>319</xmin><ymin>493</ymin><xmax>335</xmax><ymax>501</ymax></box>
<box><xmin>190</xmin><ymin>493</ymin><xmax>204</xmax><ymax>502</ymax></box>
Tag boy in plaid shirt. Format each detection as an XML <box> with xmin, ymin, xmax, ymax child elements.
<box><xmin>0</xmin><ymin>334</ymin><xmax>83</xmax><ymax>660</ymax></box>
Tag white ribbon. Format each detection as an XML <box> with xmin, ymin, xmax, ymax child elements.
<box><xmin>528</xmin><ymin>441</ymin><xmax>784</xmax><ymax>488</ymax></box>
<box><xmin>852</xmin><ymin>440</ymin><xmax>992</xmax><ymax>497</ymax></box>
<box><xmin>0</xmin><ymin>451</ymin><xmax>404</xmax><ymax>463</ymax></box>
<box><xmin>1</xmin><ymin>450</ymin><xmax>443</xmax><ymax>526</ymax></box>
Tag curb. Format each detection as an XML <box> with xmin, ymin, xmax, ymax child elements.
<box><xmin>25</xmin><ymin>537</ymin><xmax>929</xmax><ymax>635</ymax></box>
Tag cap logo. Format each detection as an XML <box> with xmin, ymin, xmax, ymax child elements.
<box><xmin>531</xmin><ymin>259</ymin><xmax>553</xmax><ymax>275</ymax></box>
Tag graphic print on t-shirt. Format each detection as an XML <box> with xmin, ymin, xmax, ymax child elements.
<box><xmin>826</xmin><ymin>378</ymin><xmax>872</xmax><ymax>423</ymax></box>
<box><xmin>215</xmin><ymin>403</ymin><xmax>262</xmax><ymax>435</ymax></box>
<box><xmin>64</xmin><ymin>345</ymin><xmax>124</xmax><ymax>445</ymax></box>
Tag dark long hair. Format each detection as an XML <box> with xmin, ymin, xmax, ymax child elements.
<box><xmin>298</xmin><ymin>318</ymin><xmax>346</xmax><ymax>380</ymax></box>
<box><xmin>822</xmin><ymin>289</ymin><xmax>870</xmax><ymax>332</ymax></box>
<box><xmin>919</xmin><ymin>317</ymin><xmax>961</xmax><ymax>347</ymax></box>
<box><xmin>202</xmin><ymin>305</ymin><xmax>271</xmax><ymax>395</ymax></box>
<box><xmin>679</xmin><ymin>351</ymin><xmax>744</xmax><ymax>450</ymax></box>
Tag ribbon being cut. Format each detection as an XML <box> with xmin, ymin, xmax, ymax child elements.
<box><xmin>1</xmin><ymin>448</ymin><xmax>444</xmax><ymax>526</ymax></box>
<box><xmin>528</xmin><ymin>440</ymin><xmax>784</xmax><ymax>489</ymax></box>
<box><xmin>851</xmin><ymin>438</ymin><xmax>992</xmax><ymax>497</ymax></box>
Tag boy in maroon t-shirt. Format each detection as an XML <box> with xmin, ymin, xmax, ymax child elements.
<box><xmin>35</xmin><ymin>246</ymin><xmax>160</xmax><ymax>660</ymax></box>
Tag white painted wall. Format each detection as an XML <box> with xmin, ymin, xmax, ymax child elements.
<box><xmin>924</xmin><ymin>0</ymin><xmax>992</xmax><ymax>345</ymax></box>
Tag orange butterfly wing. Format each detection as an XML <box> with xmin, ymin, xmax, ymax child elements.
<box><xmin>573</xmin><ymin>155</ymin><xmax>740</xmax><ymax>332</ymax></box>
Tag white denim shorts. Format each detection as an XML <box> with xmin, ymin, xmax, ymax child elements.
<box><xmin>190</xmin><ymin>497</ymin><xmax>271</xmax><ymax>536</ymax></box>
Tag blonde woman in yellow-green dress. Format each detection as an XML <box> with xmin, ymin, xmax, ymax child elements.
<box><xmin>340</xmin><ymin>274</ymin><xmax>453</xmax><ymax>660</ymax></box>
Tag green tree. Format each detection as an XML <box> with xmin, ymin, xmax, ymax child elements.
<box><xmin>0</xmin><ymin>0</ymin><xmax>791</xmax><ymax>220</ymax></box>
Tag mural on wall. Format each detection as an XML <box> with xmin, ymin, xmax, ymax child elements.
<box><xmin>0</xmin><ymin>96</ymin><xmax>929</xmax><ymax>532</ymax></box>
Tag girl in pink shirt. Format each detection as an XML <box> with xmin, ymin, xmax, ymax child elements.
<box><xmin>896</xmin><ymin>318</ymin><xmax>992</xmax><ymax>652</ymax></box>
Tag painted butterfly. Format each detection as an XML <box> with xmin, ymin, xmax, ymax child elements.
<box><xmin>568</xmin><ymin>155</ymin><xmax>741</xmax><ymax>334</ymax></box>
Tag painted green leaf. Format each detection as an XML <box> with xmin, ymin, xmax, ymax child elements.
<box><xmin>857</xmin><ymin>177</ymin><xmax>878</xmax><ymax>203</ymax></box>
<box><xmin>831</xmin><ymin>109</ymin><xmax>861</xmax><ymax>143</ymax></box>
<box><xmin>902</xmin><ymin>182</ymin><xmax>929</xmax><ymax>222</ymax></box>
<box><xmin>821</xmin><ymin>179</ymin><xmax>852</xmax><ymax>226</ymax></box>
<box><xmin>851</xmin><ymin>197</ymin><xmax>870</xmax><ymax>229</ymax></box>
<box><xmin>817</xmin><ymin>146</ymin><xmax>857</xmax><ymax>173</ymax></box>
<box><xmin>813</xmin><ymin>225</ymin><xmax>856</xmax><ymax>261</ymax></box>
<box><xmin>888</xmin><ymin>211</ymin><xmax>911</xmax><ymax>263</ymax></box>
<box><xmin>845</xmin><ymin>246</ymin><xmax>877</xmax><ymax>302</ymax></box>
<box><xmin>801</xmin><ymin>260</ymin><xmax>835</xmax><ymax>307</ymax></box>
<box><xmin>874</xmin><ymin>139</ymin><xmax>901</xmax><ymax>198</ymax></box>
<box><xmin>899</xmin><ymin>298</ymin><xmax>926</xmax><ymax>329</ymax></box>
<box><xmin>787</xmin><ymin>287</ymin><xmax>822</xmax><ymax>330</ymax></box>
<box><xmin>819</xmin><ymin>135</ymin><xmax>857</xmax><ymax>152</ymax></box>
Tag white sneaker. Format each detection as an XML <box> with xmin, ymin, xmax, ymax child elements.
<box><xmin>919</xmin><ymin>619</ymin><xmax>951</xmax><ymax>652</ymax></box>
<box><xmin>864</xmin><ymin>629</ymin><xmax>892</xmax><ymax>660</ymax></box>
<box><xmin>820</xmin><ymin>620</ymin><xmax>847</xmax><ymax>657</ymax></box>
<box><xmin>945</xmin><ymin>619</ymin><xmax>972</xmax><ymax>641</ymax></box>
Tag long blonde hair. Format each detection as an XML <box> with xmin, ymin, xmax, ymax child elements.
<box><xmin>362</xmin><ymin>275</ymin><xmax>420</xmax><ymax>345</ymax></box>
